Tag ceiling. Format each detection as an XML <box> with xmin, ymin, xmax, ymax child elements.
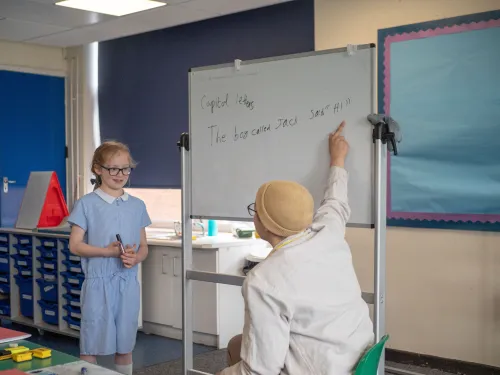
<box><xmin>0</xmin><ymin>0</ymin><xmax>292</xmax><ymax>47</ymax></box>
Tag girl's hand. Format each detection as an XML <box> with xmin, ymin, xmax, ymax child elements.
<box><xmin>106</xmin><ymin>241</ymin><xmax>122</xmax><ymax>257</ymax></box>
<box><xmin>121</xmin><ymin>244</ymin><xmax>138</xmax><ymax>268</ymax></box>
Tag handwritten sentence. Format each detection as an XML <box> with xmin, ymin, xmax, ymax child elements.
<box><xmin>207</xmin><ymin>98</ymin><xmax>352</xmax><ymax>146</ymax></box>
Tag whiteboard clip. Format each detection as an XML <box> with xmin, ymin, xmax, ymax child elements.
<box><xmin>346</xmin><ymin>44</ymin><xmax>358</xmax><ymax>56</ymax></box>
<box><xmin>234</xmin><ymin>59</ymin><xmax>242</xmax><ymax>71</ymax></box>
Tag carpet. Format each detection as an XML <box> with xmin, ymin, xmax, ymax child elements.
<box><xmin>134</xmin><ymin>349</ymin><xmax>227</xmax><ymax>375</ymax></box>
<box><xmin>133</xmin><ymin>349</ymin><xmax>458</xmax><ymax>375</ymax></box>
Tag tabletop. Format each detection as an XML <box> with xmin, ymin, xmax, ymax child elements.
<box><xmin>0</xmin><ymin>340</ymin><xmax>78</xmax><ymax>372</ymax></box>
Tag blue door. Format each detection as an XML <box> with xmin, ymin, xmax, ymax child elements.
<box><xmin>0</xmin><ymin>70</ymin><xmax>66</xmax><ymax>228</ymax></box>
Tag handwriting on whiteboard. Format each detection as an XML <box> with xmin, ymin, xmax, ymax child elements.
<box><xmin>310</xmin><ymin>98</ymin><xmax>351</xmax><ymax>120</ymax></box>
<box><xmin>205</xmin><ymin>96</ymin><xmax>351</xmax><ymax>146</ymax></box>
<box><xmin>201</xmin><ymin>93</ymin><xmax>255</xmax><ymax>114</ymax></box>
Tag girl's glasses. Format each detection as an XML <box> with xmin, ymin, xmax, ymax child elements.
<box><xmin>247</xmin><ymin>203</ymin><xmax>256</xmax><ymax>217</ymax></box>
<box><xmin>101</xmin><ymin>165</ymin><xmax>133</xmax><ymax>176</ymax></box>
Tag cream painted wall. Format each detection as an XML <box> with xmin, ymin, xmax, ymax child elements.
<box><xmin>0</xmin><ymin>40</ymin><xmax>65</xmax><ymax>76</ymax></box>
<box><xmin>315</xmin><ymin>0</ymin><xmax>500</xmax><ymax>367</ymax></box>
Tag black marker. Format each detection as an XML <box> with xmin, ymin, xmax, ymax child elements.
<box><xmin>116</xmin><ymin>234</ymin><xmax>126</xmax><ymax>254</ymax></box>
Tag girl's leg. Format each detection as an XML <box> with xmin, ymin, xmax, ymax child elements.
<box><xmin>115</xmin><ymin>352</ymin><xmax>133</xmax><ymax>375</ymax></box>
<box><xmin>80</xmin><ymin>355</ymin><xmax>97</xmax><ymax>364</ymax></box>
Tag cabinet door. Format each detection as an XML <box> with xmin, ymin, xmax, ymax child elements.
<box><xmin>142</xmin><ymin>246</ymin><xmax>174</xmax><ymax>326</ymax></box>
<box><xmin>193</xmin><ymin>250</ymin><xmax>218</xmax><ymax>335</ymax></box>
<box><xmin>171</xmin><ymin>249</ymin><xmax>218</xmax><ymax>335</ymax></box>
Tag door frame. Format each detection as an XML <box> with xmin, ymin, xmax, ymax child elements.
<box><xmin>0</xmin><ymin>64</ymin><xmax>69</xmax><ymax>225</ymax></box>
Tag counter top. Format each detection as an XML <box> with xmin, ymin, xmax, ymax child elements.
<box><xmin>0</xmin><ymin>227</ymin><xmax>269</xmax><ymax>250</ymax></box>
<box><xmin>147</xmin><ymin>230</ymin><xmax>268</xmax><ymax>249</ymax></box>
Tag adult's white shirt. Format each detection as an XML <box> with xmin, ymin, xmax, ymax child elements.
<box><xmin>221</xmin><ymin>166</ymin><xmax>374</xmax><ymax>375</ymax></box>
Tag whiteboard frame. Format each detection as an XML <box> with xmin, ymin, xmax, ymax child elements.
<box><xmin>180</xmin><ymin>43</ymin><xmax>389</xmax><ymax>375</ymax></box>
<box><xmin>188</xmin><ymin>44</ymin><xmax>376</xmax><ymax>227</ymax></box>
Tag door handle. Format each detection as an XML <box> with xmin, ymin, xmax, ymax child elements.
<box><xmin>161</xmin><ymin>254</ymin><xmax>169</xmax><ymax>274</ymax></box>
<box><xmin>3</xmin><ymin>177</ymin><xmax>16</xmax><ymax>193</ymax></box>
<box><xmin>173</xmin><ymin>257</ymin><xmax>180</xmax><ymax>277</ymax></box>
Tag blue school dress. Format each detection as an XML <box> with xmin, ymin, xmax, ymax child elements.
<box><xmin>67</xmin><ymin>188</ymin><xmax>151</xmax><ymax>355</ymax></box>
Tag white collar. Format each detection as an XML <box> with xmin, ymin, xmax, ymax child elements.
<box><xmin>95</xmin><ymin>188</ymin><xmax>129</xmax><ymax>204</ymax></box>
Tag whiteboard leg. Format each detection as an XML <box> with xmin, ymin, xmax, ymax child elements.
<box><xmin>374</xmin><ymin>131</ymin><xmax>387</xmax><ymax>375</ymax></box>
<box><xmin>179</xmin><ymin>133</ymin><xmax>194</xmax><ymax>375</ymax></box>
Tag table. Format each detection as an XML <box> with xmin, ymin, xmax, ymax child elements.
<box><xmin>0</xmin><ymin>340</ymin><xmax>78</xmax><ymax>372</ymax></box>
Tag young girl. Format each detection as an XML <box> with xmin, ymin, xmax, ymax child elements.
<box><xmin>68</xmin><ymin>141</ymin><xmax>151</xmax><ymax>375</ymax></box>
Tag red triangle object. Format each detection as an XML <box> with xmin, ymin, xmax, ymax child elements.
<box><xmin>37</xmin><ymin>172</ymin><xmax>69</xmax><ymax>228</ymax></box>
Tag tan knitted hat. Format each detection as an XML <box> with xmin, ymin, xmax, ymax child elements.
<box><xmin>255</xmin><ymin>180</ymin><xmax>314</xmax><ymax>237</ymax></box>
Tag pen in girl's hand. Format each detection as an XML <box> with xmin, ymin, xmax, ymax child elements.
<box><xmin>116</xmin><ymin>234</ymin><xmax>126</xmax><ymax>254</ymax></box>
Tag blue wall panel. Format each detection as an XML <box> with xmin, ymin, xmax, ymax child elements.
<box><xmin>99</xmin><ymin>0</ymin><xmax>315</xmax><ymax>188</ymax></box>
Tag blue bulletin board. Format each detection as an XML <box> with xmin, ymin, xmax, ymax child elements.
<box><xmin>378</xmin><ymin>10</ymin><xmax>500</xmax><ymax>231</ymax></box>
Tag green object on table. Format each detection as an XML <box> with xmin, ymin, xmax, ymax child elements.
<box><xmin>354</xmin><ymin>335</ymin><xmax>389</xmax><ymax>375</ymax></box>
<box><xmin>0</xmin><ymin>340</ymin><xmax>79</xmax><ymax>371</ymax></box>
<box><xmin>235</xmin><ymin>228</ymin><xmax>254</xmax><ymax>238</ymax></box>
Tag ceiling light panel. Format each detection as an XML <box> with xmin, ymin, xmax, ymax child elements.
<box><xmin>55</xmin><ymin>0</ymin><xmax>167</xmax><ymax>17</ymax></box>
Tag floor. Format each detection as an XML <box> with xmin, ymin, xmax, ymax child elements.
<box><xmin>2</xmin><ymin>321</ymin><xmax>215</xmax><ymax>372</ymax></box>
<box><xmin>0</xmin><ymin>321</ymin><xmax>462</xmax><ymax>375</ymax></box>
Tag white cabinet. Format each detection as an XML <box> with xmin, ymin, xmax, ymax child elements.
<box><xmin>142</xmin><ymin>247</ymin><xmax>175</xmax><ymax>327</ymax></box>
<box><xmin>171</xmin><ymin>248</ymin><xmax>218</xmax><ymax>335</ymax></box>
<box><xmin>142</xmin><ymin>246</ymin><xmax>219</xmax><ymax>337</ymax></box>
<box><xmin>142</xmin><ymin>242</ymin><xmax>266</xmax><ymax>348</ymax></box>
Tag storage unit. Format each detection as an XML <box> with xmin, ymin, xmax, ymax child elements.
<box><xmin>0</xmin><ymin>229</ymin><xmax>83</xmax><ymax>337</ymax></box>
<box><xmin>0</xmin><ymin>228</ymin><xmax>264</xmax><ymax>344</ymax></box>
<box><xmin>0</xmin><ymin>233</ymin><xmax>10</xmax><ymax>318</ymax></box>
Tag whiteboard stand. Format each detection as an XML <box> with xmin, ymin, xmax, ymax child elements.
<box><xmin>178</xmin><ymin>121</ymin><xmax>395</xmax><ymax>375</ymax></box>
<box><xmin>177</xmin><ymin>45</ymin><xmax>398</xmax><ymax>375</ymax></box>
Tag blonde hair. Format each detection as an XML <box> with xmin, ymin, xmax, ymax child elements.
<box><xmin>91</xmin><ymin>141</ymin><xmax>137</xmax><ymax>190</ymax></box>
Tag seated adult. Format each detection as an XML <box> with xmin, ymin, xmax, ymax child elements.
<box><xmin>218</xmin><ymin>121</ymin><xmax>374</xmax><ymax>375</ymax></box>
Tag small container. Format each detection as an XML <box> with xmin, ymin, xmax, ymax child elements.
<box><xmin>207</xmin><ymin>220</ymin><xmax>218</xmax><ymax>237</ymax></box>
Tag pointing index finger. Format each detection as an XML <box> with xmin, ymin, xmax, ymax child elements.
<box><xmin>331</xmin><ymin>121</ymin><xmax>346</xmax><ymax>138</ymax></box>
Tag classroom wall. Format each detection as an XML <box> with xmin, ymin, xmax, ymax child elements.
<box><xmin>0</xmin><ymin>40</ymin><xmax>65</xmax><ymax>75</ymax></box>
<box><xmin>315</xmin><ymin>0</ymin><xmax>500</xmax><ymax>367</ymax></box>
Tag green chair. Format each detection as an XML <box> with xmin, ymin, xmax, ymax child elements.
<box><xmin>354</xmin><ymin>335</ymin><xmax>390</xmax><ymax>375</ymax></box>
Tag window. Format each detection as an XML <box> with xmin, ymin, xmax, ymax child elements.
<box><xmin>125</xmin><ymin>188</ymin><xmax>181</xmax><ymax>229</ymax></box>
<box><xmin>126</xmin><ymin>188</ymin><xmax>253</xmax><ymax>233</ymax></box>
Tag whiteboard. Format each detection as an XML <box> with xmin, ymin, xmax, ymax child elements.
<box><xmin>189</xmin><ymin>45</ymin><xmax>375</xmax><ymax>226</ymax></box>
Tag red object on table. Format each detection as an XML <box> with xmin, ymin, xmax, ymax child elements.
<box><xmin>0</xmin><ymin>327</ymin><xmax>31</xmax><ymax>344</ymax></box>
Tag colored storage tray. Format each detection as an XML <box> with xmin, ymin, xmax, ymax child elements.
<box><xmin>38</xmin><ymin>300</ymin><xmax>58</xmax><ymax>325</ymax></box>
<box><xmin>0</xmin><ymin>243</ymin><xmax>8</xmax><ymax>254</ymax></box>
<box><xmin>0</xmin><ymin>282</ymin><xmax>10</xmax><ymax>294</ymax></box>
<box><xmin>62</xmin><ymin>248</ymin><xmax>81</xmax><ymax>263</ymax></box>
<box><xmin>63</xmin><ymin>304</ymin><xmax>81</xmax><ymax>320</ymax></box>
<box><xmin>37</xmin><ymin>256</ymin><xmax>57</xmax><ymax>271</ymax></box>
<box><xmin>63</xmin><ymin>282</ymin><xmax>81</xmax><ymax>296</ymax></box>
<box><xmin>37</xmin><ymin>246</ymin><xmax>58</xmax><ymax>260</ymax></box>
<box><xmin>37</xmin><ymin>268</ymin><xmax>57</xmax><ymax>282</ymax></box>
<box><xmin>20</xmin><ymin>293</ymin><xmax>33</xmax><ymax>318</ymax></box>
<box><xmin>0</xmin><ymin>299</ymin><xmax>10</xmax><ymax>316</ymax></box>
<box><xmin>36</xmin><ymin>278</ymin><xmax>58</xmax><ymax>303</ymax></box>
<box><xmin>63</xmin><ymin>293</ymin><xmax>81</xmax><ymax>308</ymax></box>
<box><xmin>61</xmin><ymin>272</ymin><xmax>85</xmax><ymax>288</ymax></box>
<box><xmin>62</xmin><ymin>260</ymin><xmax>81</xmax><ymax>274</ymax></box>
<box><xmin>14</xmin><ymin>264</ymin><xmax>32</xmax><ymax>277</ymax></box>
<box><xmin>11</xmin><ymin>254</ymin><xmax>31</xmax><ymax>269</ymax></box>
<box><xmin>63</xmin><ymin>315</ymin><xmax>81</xmax><ymax>331</ymax></box>
<box><xmin>14</xmin><ymin>274</ymin><xmax>33</xmax><ymax>295</ymax></box>
<box><xmin>38</xmin><ymin>238</ymin><xmax>57</xmax><ymax>248</ymax></box>
<box><xmin>13</xmin><ymin>244</ymin><xmax>32</xmax><ymax>257</ymax></box>
<box><xmin>13</xmin><ymin>235</ymin><xmax>31</xmax><ymax>246</ymax></box>
<box><xmin>0</xmin><ymin>255</ymin><xmax>9</xmax><ymax>273</ymax></box>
